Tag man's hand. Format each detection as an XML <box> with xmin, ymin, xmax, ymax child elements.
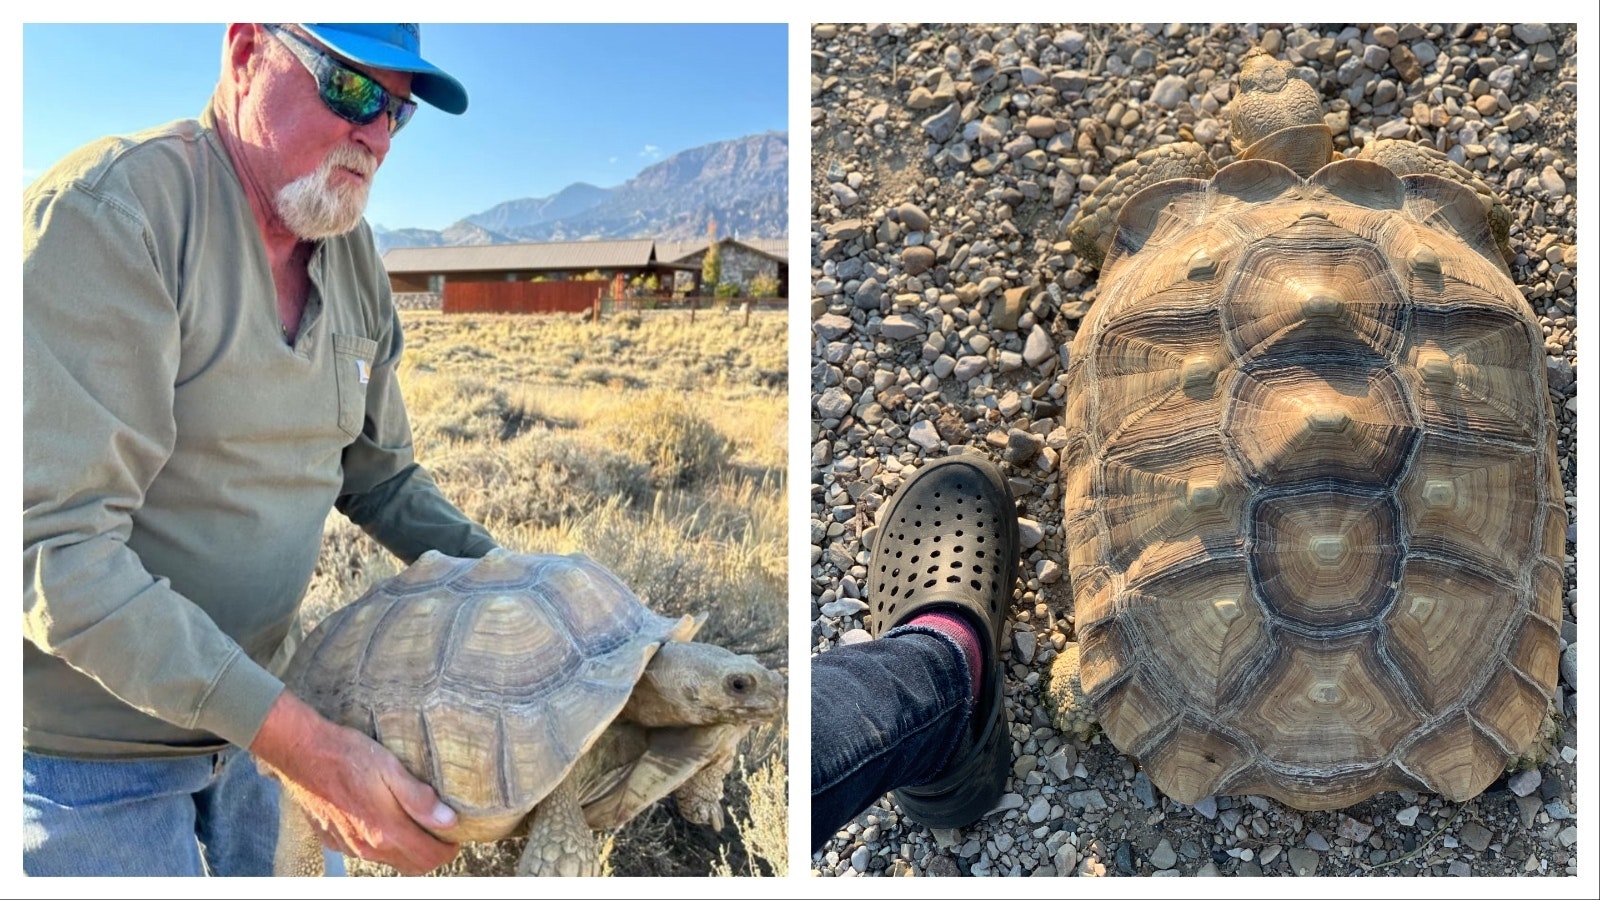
<box><xmin>251</xmin><ymin>691</ymin><xmax>460</xmax><ymax>875</ymax></box>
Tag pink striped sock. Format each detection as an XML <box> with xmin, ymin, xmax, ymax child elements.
<box><xmin>907</xmin><ymin>610</ymin><xmax>985</xmax><ymax>699</ymax></box>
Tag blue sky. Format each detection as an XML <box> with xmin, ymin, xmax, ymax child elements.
<box><xmin>22</xmin><ymin>23</ymin><xmax>789</xmax><ymax>230</ymax></box>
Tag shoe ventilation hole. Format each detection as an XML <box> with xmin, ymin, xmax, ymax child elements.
<box><xmin>888</xmin><ymin>603</ymin><xmax>897</xmax><ymax>616</ymax></box>
<box><xmin>930</xmin><ymin>550</ymin><xmax>941</xmax><ymax>559</ymax></box>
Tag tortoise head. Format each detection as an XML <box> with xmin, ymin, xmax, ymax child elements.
<box><xmin>1228</xmin><ymin>50</ymin><xmax>1334</xmax><ymax>177</ymax></box>
<box><xmin>622</xmin><ymin>641</ymin><xmax>785</xmax><ymax>727</ymax></box>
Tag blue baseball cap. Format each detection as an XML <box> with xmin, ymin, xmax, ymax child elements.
<box><xmin>297</xmin><ymin>23</ymin><xmax>468</xmax><ymax>115</ymax></box>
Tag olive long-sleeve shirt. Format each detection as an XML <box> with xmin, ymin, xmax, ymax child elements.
<box><xmin>22</xmin><ymin>112</ymin><xmax>497</xmax><ymax>758</ymax></box>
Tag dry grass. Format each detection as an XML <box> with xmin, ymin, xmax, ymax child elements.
<box><xmin>300</xmin><ymin>309</ymin><xmax>787</xmax><ymax>878</ymax></box>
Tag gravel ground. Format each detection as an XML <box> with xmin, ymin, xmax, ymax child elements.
<box><xmin>809</xmin><ymin>22</ymin><xmax>1580</xmax><ymax>879</ymax></box>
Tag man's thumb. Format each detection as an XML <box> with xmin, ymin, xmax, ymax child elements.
<box><xmin>386</xmin><ymin>766</ymin><xmax>457</xmax><ymax>830</ymax></box>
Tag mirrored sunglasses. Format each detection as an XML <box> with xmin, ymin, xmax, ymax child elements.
<box><xmin>265</xmin><ymin>24</ymin><xmax>417</xmax><ymax>135</ymax></box>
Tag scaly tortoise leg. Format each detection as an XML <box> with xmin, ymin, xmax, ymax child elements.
<box><xmin>671</xmin><ymin>726</ymin><xmax>747</xmax><ymax>832</ymax></box>
<box><xmin>1068</xmin><ymin>142</ymin><xmax>1217</xmax><ymax>270</ymax></box>
<box><xmin>515</xmin><ymin>778</ymin><xmax>601</xmax><ymax>877</ymax></box>
<box><xmin>272</xmin><ymin>792</ymin><xmax>328</xmax><ymax>877</ymax></box>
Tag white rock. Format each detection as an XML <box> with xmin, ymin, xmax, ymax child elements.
<box><xmin>1023</xmin><ymin>325</ymin><xmax>1054</xmax><ymax>366</ymax></box>
<box><xmin>820</xmin><ymin>598</ymin><xmax>869</xmax><ymax>618</ymax></box>
<box><xmin>1018</xmin><ymin>518</ymin><xmax>1044</xmax><ymax>549</ymax></box>
<box><xmin>1508</xmin><ymin>768</ymin><xmax>1543</xmax><ymax>797</ymax></box>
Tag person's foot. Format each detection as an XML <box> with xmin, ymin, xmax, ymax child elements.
<box><xmin>867</xmin><ymin>451</ymin><xmax>1019</xmax><ymax>830</ymax></box>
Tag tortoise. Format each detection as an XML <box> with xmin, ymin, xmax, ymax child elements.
<box><xmin>269</xmin><ymin>549</ymin><xmax>785</xmax><ymax>875</ymax></box>
<box><xmin>1046</xmin><ymin>51</ymin><xmax>1566</xmax><ymax>810</ymax></box>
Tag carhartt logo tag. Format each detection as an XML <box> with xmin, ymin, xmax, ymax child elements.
<box><xmin>356</xmin><ymin>359</ymin><xmax>370</xmax><ymax>384</ymax></box>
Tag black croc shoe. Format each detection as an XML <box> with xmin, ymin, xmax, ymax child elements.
<box><xmin>868</xmin><ymin>451</ymin><xmax>1019</xmax><ymax>830</ymax></box>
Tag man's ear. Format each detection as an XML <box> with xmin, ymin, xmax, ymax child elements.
<box><xmin>222</xmin><ymin>23</ymin><xmax>265</xmax><ymax>90</ymax></box>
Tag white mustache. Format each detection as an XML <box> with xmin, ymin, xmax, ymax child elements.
<box><xmin>324</xmin><ymin>144</ymin><xmax>377</xmax><ymax>178</ymax></box>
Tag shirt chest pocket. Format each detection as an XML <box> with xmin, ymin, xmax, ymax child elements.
<box><xmin>332</xmin><ymin>333</ymin><xmax>379</xmax><ymax>439</ymax></box>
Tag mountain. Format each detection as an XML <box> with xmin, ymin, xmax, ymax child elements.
<box><xmin>464</xmin><ymin>182</ymin><xmax>611</xmax><ymax>234</ymax></box>
<box><xmin>372</xmin><ymin>132</ymin><xmax>786</xmax><ymax>255</ymax></box>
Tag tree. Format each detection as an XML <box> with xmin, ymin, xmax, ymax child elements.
<box><xmin>749</xmin><ymin>272</ymin><xmax>779</xmax><ymax>299</ymax></box>
<box><xmin>701</xmin><ymin>219</ymin><xmax>721</xmax><ymax>294</ymax></box>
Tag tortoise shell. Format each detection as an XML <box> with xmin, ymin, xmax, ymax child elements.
<box><xmin>284</xmin><ymin>549</ymin><xmax>696</xmax><ymax>840</ymax></box>
<box><xmin>1061</xmin><ymin>157</ymin><xmax>1566</xmax><ymax>809</ymax></box>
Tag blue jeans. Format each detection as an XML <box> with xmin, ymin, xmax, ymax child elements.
<box><xmin>22</xmin><ymin>746</ymin><xmax>344</xmax><ymax>876</ymax></box>
<box><xmin>810</xmin><ymin>626</ymin><xmax>973</xmax><ymax>851</ymax></box>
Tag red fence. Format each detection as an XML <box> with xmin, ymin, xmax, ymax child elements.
<box><xmin>442</xmin><ymin>280</ymin><xmax>604</xmax><ymax>314</ymax></box>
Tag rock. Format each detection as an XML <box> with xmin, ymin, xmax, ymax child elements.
<box><xmin>901</xmin><ymin>245</ymin><xmax>936</xmax><ymax>275</ymax></box>
<box><xmin>819</xmin><ymin>597</ymin><xmax>868</xmax><ymax>618</ymax></box>
<box><xmin>1336</xmin><ymin>816</ymin><xmax>1373</xmax><ymax>844</ymax></box>
<box><xmin>1023</xmin><ymin>326</ymin><xmax>1054</xmax><ymax>366</ymax></box>
<box><xmin>1459</xmin><ymin>821</ymin><xmax>1493</xmax><ymax>852</ymax></box>
<box><xmin>1448</xmin><ymin>859</ymin><xmax>1472</xmax><ymax>877</ymax></box>
<box><xmin>1149</xmin><ymin>839</ymin><xmax>1177</xmax><ymax>870</ymax></box>
<box><xmin>1560</xmin><ymin>643</ymin><xmax>1576</xmax><ymax>687</ymax></box>
<box><xmin>995</xmin><ymin>792</ymin><xmax>1026</xmax><ymax>812</ymax></box>
<box><xmin>896</xmin><ymin>203</ymin><xmax>930</xmax><ymax>232</ymax></box>
<box><xmin>1025</xmin><ymin>115</ymin><xmax>1057</xmax><ymax>139</ymax></box>
<box><xmin>1395</xmin><ymin>805</ymin><xmax>1420</xmax><ymax>827</ymax></box>
<box><xmin>908</xmin><ymin>419</ymin><xmax>941</xmax><ymax>450</ymax></box>
<box><xmin>1066</xmin><ymin>788</ymin><xmax>1106</xmax><ymax>811</ymax></box>
<box><xmin>879</xmin><ymin>315</ymin><xmax>923</xmax><ymax>341</ymax></box>
<box><xmin>837</xmin><ymin>628</ymin><xmax>872</xmax><ymax>646</ymax></box>
<box><xmin>952</xmin><ymin>355</ymin><xmax>987</xmax><ymax>381</ymax></box>
<box><xmin>1151</xmin><ymin>75</ymin><xmax>1189</xmax><ymax>109</ymax></box>
<box><xmin>1304</xmin><ymin>830</ymin><xmax>1331</xmax><ymax>851</ymax></box>
<box><xmin>1539</xmin><ymin>166</ymin><xmax>1568</xmax><ymax>197</ymax></box>
<box><xmin>1018</xmin><ymin>518</ymin><xmax>1044</xmax><ymax>549</ymax></box>
<box><xmin>816</xmin><ymin>387</ymin><xmax>852</xmax><ymax>420</ymax></box>
<box><xmin>1004</xmin><ymin>429</ymin><xmax>1042</xmax><ymax>464</ymax></box>
<box><xmin>1132</xmin><ymin>771</ymin><xmax>1156</xmax><ymax>808</ymax></box>
<box><xmin>814</xmin><ymin>314</ymin><xmax>854</xmax><ymax>340</ymax></box>
<box><xmin>1287</xmin><ymin>848</ymin><xmax>1319</xmax><ymax>876</ymax></box>
<box><xmin>922</xmin><ymin>103</ymin><xmax>960</xmax><ymax>142</ymax></box>
<box><xmin>1508</xmin><ymin>768</ymin><xmax>1543</xmax><ymax>797</ymax></box>
<box><xmin>1027</xmin><ymin>796</ymin><xmax>1051</xmax><ymax>823</ymax></box>
<box><xmin>1513</xmin><ymin>23</ymin><xmax>1552</xmax><ymax>44</ymax></box>
<box><xmin>1046</xmin><ymin>750</ymin><xmax>1073</xmax><ymax>780</ymax></box>
<box><xmin>992</xmin><ymin>287</ymin><xmax>1028</xmax><ymax>330</ymax></box>
<box><xmin>1389</xmin><ymin>44</ymin><xmax>1423</xmax><ymax>82</ymax></box>
<box><xmin>1193</xmin><ymin>796</ymin><xmax>1217</xmax><ymax>819</ymax></box>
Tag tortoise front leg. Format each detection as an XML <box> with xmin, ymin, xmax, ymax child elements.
<box><xmin>1067</xmin><ymin>142</ymin><xmax>1217</xmax><ymax>269</ymax></box>
<box><xmin>672</xmin><ymin>725</ymin><xmax>747</xmax><ymax>832</ymax></box>
<box><xmin>516</xmin><ymin>778</ymin><xmax>601</xmax><ymax>877</ymax></box>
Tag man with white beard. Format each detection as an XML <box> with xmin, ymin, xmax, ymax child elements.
<box><xmin>23</xmin><ymin>24</ymin><xmax>494</xmax><ymax>876</ymax></box>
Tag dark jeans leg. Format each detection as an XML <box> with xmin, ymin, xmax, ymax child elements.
<box><xmin>810</xmin><ymin>626</ymin><xmax>972</xmax><ymax>851</ymax></box>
